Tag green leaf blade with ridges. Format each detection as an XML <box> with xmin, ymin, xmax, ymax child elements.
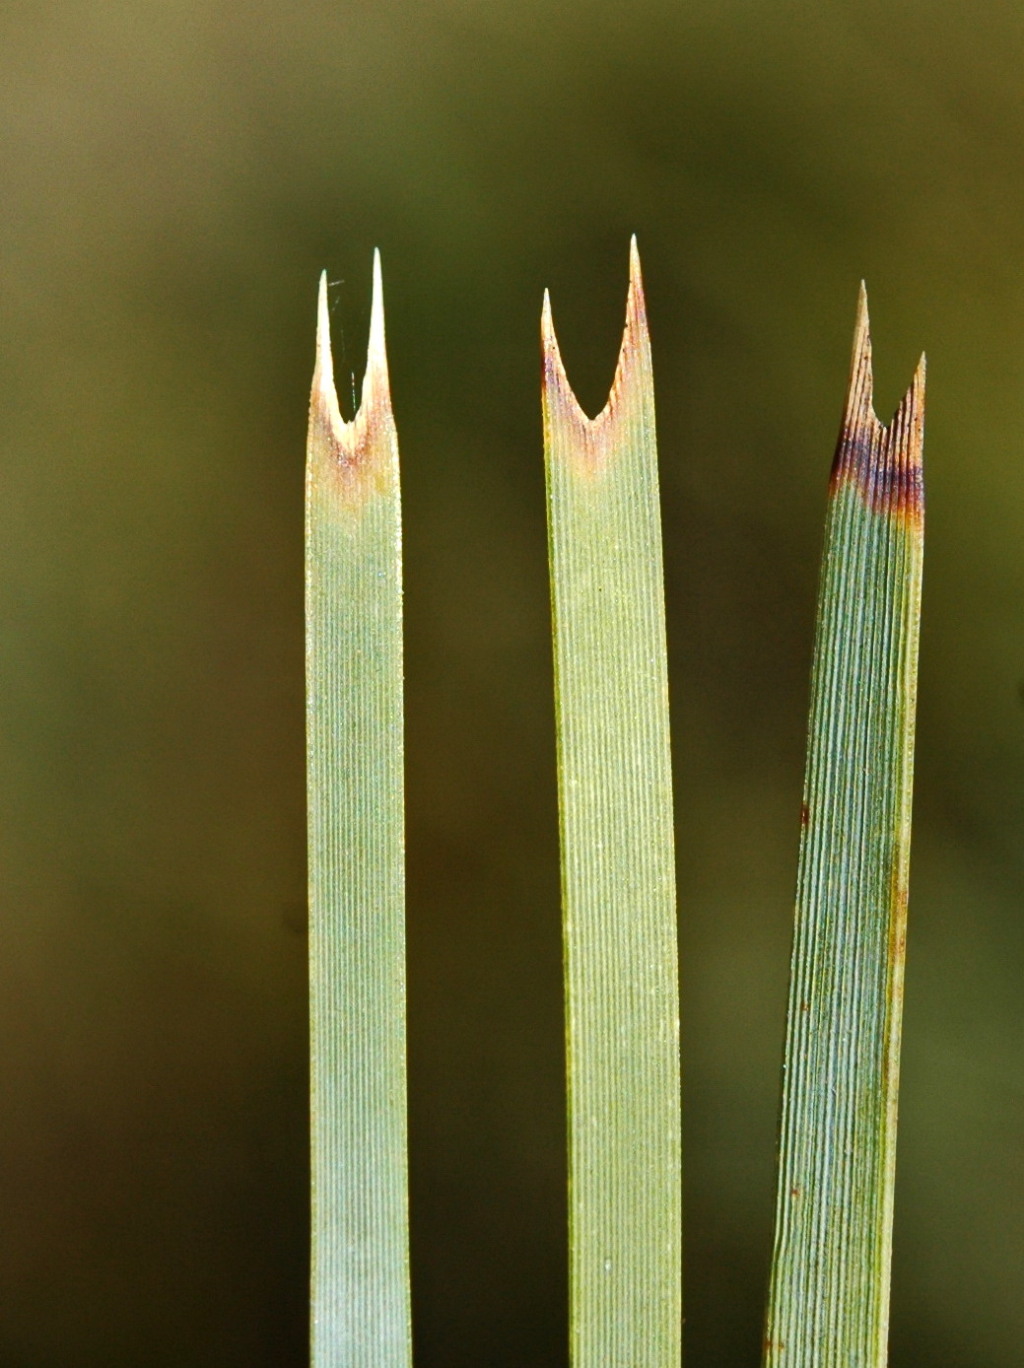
<box><xmin>542</xmin><ymin>239</ymin><xmax>681</xmax><ymax>1368</ymax></box>
<box><xmin>764</xmin><ymin>286</ymin><xmax>925</xmax><ymax>1368</ymax></box>
<box><xmin>305</xmin><ymin>254</ymin><xmax>411</xmax><ymax>1368</ymax></box>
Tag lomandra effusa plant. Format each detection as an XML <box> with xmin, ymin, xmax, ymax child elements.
<box><xmin>304</xmin><ymin>245</ymin><xmax>924</xmax><ymax>1368</ymax></box>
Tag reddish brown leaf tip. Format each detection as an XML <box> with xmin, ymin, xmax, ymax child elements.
<box><xmin>541</xmin><ymin>238</ymin><xmax>652</xmax><ymax>471</ymax></box>
<box><xmin>307</xmin><ymin>252</ymin><xmax>396</xmax><ymax>507</ymax></box>
<box><xmin>830</xmin><ymin>284</ymin><xmax>925</xmax><ymax>526</ymax></box>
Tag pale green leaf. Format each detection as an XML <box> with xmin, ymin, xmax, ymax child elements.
<box><xmin>542</xmin><ymin>239</ymin><xmax>682</xmax><ymax>1368</ymax></box>
<box><xmin>305</xmin><ymin>254</ymin><xmax>411</xmax><ymax>1368</ymax></box>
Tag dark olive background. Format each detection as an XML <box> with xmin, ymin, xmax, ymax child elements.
<box><xmin>3</xmin><ymin>1</ymin><xmax>1024</xmax><ymax>1364</ymax></box>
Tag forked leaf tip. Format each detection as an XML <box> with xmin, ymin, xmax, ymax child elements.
<box><xmin>307</xmin><ymin>255</ymin><xmax>395</xmax><ymax>505</ymax></box>
<box><xmin>542</xmin><ymin>242</ymin><xmax>652</xmax><ymax>460</ymax></box>
<box><xmin>831</xmin><ymin>288</ymin><xmax>925</xmax><ymax>524</ymax></box>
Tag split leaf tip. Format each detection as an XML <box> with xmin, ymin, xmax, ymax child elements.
<box><xmin>542</xmin><ymin>236</ymin><xmax>653</xmax><ymax>468</ymax></box>
<box><xmin>831</xmin><ymin>281</ymin><xmax>925</xmax><ymax>525</ymax></box>
<box><xmin>308</xmin><ymin>249</ymin><xmax>395</xmax><ymax>506</ymax></box>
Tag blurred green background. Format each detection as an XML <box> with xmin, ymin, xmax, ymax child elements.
<box><xmin>3</xmin><ymin>0</ymin><xmax>1024</xmax><ymax>1364</ymax></box>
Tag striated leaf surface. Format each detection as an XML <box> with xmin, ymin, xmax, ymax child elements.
<box><xmin>542</xmin><ymin>239</ymin><xmax>681</xmax><ymax>1368</ymax></box>
<box><xmin>764</xmin><ymin>287</ymin><xmax>925</xmax><ymax>1368</ymax></box>
<box><xmin>305</xmin><ymin>253</ymin><xmax>410</xmax><ymax>1368</ymax></box>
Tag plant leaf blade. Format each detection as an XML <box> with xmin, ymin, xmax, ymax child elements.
<box><xmin>305</xmin><ymin>255</ymin><xmax>411</xmax><ymax>1368</ymax></box>
<box><xmin>543</xmin><ymin>240</ymin><xmax>682</xmax><ymax>1368</ymax></box>
<box><xmin>764</xmin><ymin>286</ymin><xmax>925</xmax><ymax>1368</ymax></box>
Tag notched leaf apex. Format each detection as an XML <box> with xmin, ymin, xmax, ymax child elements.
<box><xmin>307</xmin><ymin>253</ymin><xmax>397</xmax><ymax>508</ymax></box>
<box><xmin>541</xmin><ymin>238</ymin><xmax>653</xmax><ymax>471</ymax></box>
<box><xmin>830</xmin><ymin>283</ymin><xmax>924</xmax><ymax>525</ymax></box>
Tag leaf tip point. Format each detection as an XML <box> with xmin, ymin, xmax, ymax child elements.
<box><xmin>855</xmin><ymin>278</ymin><xmax>869</xmax><ymax>328</ymax></box>
<box><xmin>311</xmin><ymin>270</ymin><xmax>345</xmax><ymax>446</ymax></box>
<box><xmin>314</xmin><ymin>270</ymin><xmax>334</xmax><ymax>394</ymax></box>
<box><xmin>541</xmin><ymin>287</ymin><xmax>555</xmax><ymax>347</ymax></box>
<box><xmin>628</xmin><ymin>233</ymin><xmax>641</xmax><ymax>282</ymax></box>
<box><xmin>365</xmin><ymin>248</ymin><xmax>390</xmax><ymax>409</ymax></box>
<box><xmin>625</xmin><ymin>235</ymin><xmax>647</xmax><ymax>332</ymax></box>
<box><xmin>848</xmin><ymin>280</ymin><xmax>873</xmax><ymax>407</ymax></box>
<box><xmin>542</xmin><ymin>289</ymin><xmax>579</xmax><ymax>431</ymax></box>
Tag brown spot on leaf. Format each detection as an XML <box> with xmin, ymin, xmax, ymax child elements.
<box><xmin>882</xmin><ymin>868</ymin><xmax>911</xmax><ymax>1097</ymax></box>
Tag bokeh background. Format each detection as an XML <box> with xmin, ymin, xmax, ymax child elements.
<box><xmin>3</xmin><ymin>1</ymin><xmax>1024</xmax><ymax>1363</ymax></box>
